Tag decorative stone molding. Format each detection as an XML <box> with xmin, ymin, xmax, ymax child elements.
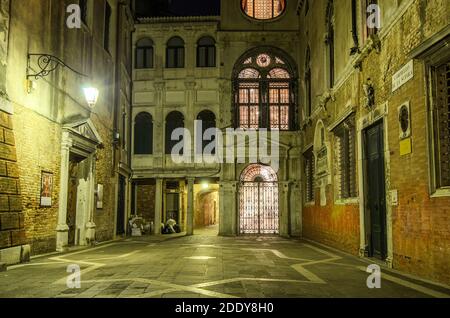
<box><xmin>153</xmin><ymin>82</ymin><xmax>165</xmax><ymax>91</ymax></box>
<box><xmin>352</xmin><ymin>34</ymin><xmax>381</xmax><ymax>70</ymax></box>
<box><xmin>313</xmin><ymin>120</ymin><xmax>332</xmax><ymax>207</ymax></box>
<box><xmin>0</xmin><ymin>94</ymin><xmax>12</xmax><ymax>114</ymax></box>
<box><xmin>138</xmin><ymin>16</ymin><xmax>220</xmax><ymax>24</ymax></box>
<box><xmin>184</xmin><ymin>81</ymin><xmax>196</xmax><ymax>90</ymax></box>
<box><xmin>0</xmin><ymin>0</ymin><xmax>10</xmax><ymax>66</ymax></box>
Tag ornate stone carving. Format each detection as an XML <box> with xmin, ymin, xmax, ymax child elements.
<box><xmin>363</xmin><ymin>78</ymin><xmax>376</xmax><ymax>110</ymax></box>
<box><xmin>0</xmin><ymin>0</ymin><xmax>10</xmax><ymax>66</ymax></box>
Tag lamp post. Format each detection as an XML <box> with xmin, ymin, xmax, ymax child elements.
<box><xmin>27</xmin><ymin>54</ymin><xmax>99</xmax><ymax>108</ymax></box>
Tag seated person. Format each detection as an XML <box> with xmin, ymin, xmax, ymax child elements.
<box><xmin>164</xmin><ymin>218</ymin><xmax>177</xmax><ymax>234</ymax></box>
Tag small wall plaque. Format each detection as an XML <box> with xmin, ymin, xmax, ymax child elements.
<box><xmin>400</xmin><ymin>138</ymin><xmax>412</xmax><ymax>156</ymax></box>
<box><xmin>40</xmin><ymin>171</ymin><xmax>53</xmax><ymax>207</ymax></box>
<box><xmin>392</xmin><ymin>60</ymin><xmax>414</xmax><ymax>92</ymax></box>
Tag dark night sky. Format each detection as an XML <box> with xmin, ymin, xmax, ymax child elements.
<box><xmin>135</xmin><ymin>0</ymin><xmax>221</xmax><ymax>17</ymax></box>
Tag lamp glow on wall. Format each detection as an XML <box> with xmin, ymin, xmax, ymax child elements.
<box><xmin>83</xmin><ymin>87</ymin><xmax>99</xmax><ymax>108</ymax></box>
<box><xmin>26</xmin><ymin>54</ymin><xmax>99</xmax><ymax>108</ymax></box>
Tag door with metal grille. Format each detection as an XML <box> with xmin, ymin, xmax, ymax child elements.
<box><xmin>239</xmin><ymin>165</ymin><xmax>279</xmax><ymax>235</ymax></box>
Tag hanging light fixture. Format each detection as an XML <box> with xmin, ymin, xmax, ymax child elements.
<box><xmin>83</xmin><ymin>87</ymin><xmax>99</xmax><ymax>108</ymax></box>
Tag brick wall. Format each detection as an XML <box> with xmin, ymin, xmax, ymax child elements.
<box><xmin>195</xmin><ymin>191</ymin><xmax>218</xmax><ymax>228</ymax></box>
<box><xmin>0</xmin><ymin>110</ymin><xmax>26</xmax><ymax>251</ymax></box>
<box><xmin>303</xmin><ymin>186</ymin><xmax>360</xmax><ymax>255</ymax></box>
<box><xmin>12</xmin><ymin>103</ymin><xmax>61</xmax><ymax>255</ymax></box>
<box><xmin>356</xmin><ymin>0</ymin><xmax>450</xmax><ymax>285</ymax></box>
<box><xmin>136</xmin><ymin>184</ymin><xmax>155</xmax><ymax>223</ymax></box>
<box><xmin>91</xmin><ymin>116</ymin><xmax>118</xmax><ymax>243</ymax></box>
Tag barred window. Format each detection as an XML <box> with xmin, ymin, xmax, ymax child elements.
<box><xmin>304</xmin><ymin>148</ymin><xmax>315</xmax><ymax>203</ymax></box>
<box><xmin>333</xmin><ymin>116</ymin><xmax>357</xmax><ymax>199</ymax></box>
<box><xmin>433</xmin><ymin>61</ymin><xmax>450</xmax><ymax>188</ymax></box>
<box><xmin>233</xmin><ymin>50</ymin><xmax>296</xmax><ymax>130</ymax></box>
<box><xmin>241</xmin><ymin>0</ymin><xmax>286</xmax><ymax>20</ymax></box>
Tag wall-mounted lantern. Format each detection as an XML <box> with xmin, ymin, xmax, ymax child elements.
<box><xmin>27</xmin><ymin>53</ymin><xmax>99</xmax><ymax>108</ymax></box>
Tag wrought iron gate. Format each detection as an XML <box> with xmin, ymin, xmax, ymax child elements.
<box><xmin>239</xmin><ymin>165</ymin><xmax>279</xmax><ymax>235</ymax></box>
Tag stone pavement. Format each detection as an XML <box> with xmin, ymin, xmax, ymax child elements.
<box><xmin>0</xmin><ymin>234</ymin><xmax>449</xmax><ymax>298</ymax></box>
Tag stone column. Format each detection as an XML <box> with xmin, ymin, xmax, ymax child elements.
<box><xmin>56</xmin><ymin>132</ymin><xmax>72</xmax><ymax>252</ymax></box>
<box><xmin>154</xmin><ymin>178</ymin><xmax>163</xmax><ymax>235</ymax></box>
<box><xmin>185</xmin><ymin>81</ymin><xmax>196</xmax><ymax>155</ymax></box>
<box><xmin>289</xmin><ymin>181</ymin><xmax>302</xmax><ymax>237</ymax></box>
<box><xmin>186</xmin><ymin>178</ymin><xmax>194</xmax><ymax>236</ymax></box>
<box><xmin>219</xmin><ymin>181</ymin><xmax>238</xmax><ymax>236</ymax></box>
<box><xmin>85</xmin><ymin>153</ymin><xmax>96</xmax><ymax>245</ymax></box>
<box><xmin>279</xmin><ymin>182</ymin><xmax>290</xmax><ymax>238</ymax></box>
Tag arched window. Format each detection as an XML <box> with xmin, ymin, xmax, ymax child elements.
<box><xmin>165</xmin><ymin>111</ymin><xmax>185</xmax><ymax>154</ymax></box>
<box><xmin>241</xmin><ymin>0</ymin><xmax>286</xmax><ymax>20</ymax></box>
<box><xmin>305</xmin><ymin>46</ymin><xmax>312</xmax><ymax>117</ymax></box>
<box><xmin>197</xmin><ymin>36</ymin><xmax>216</xmax><ymax>67</ymax></box>
<box><xmin>135</xmin><ymin>38</ymin><xmax>154</xmax><ymax>69</ymax></box>
<box><xmin>166</xmin><ymin>37</ymin><xmax>185</xmax><ymax>68</ymax></box>
<box><xmin>233</xmin><ymin>49</ymin><xmax>297</xmax><ymax>131</ymax></box>
<box><xmin>197</xmin><ymin>110</ymin><xmax>217</xmax><ymax>154</ymax></box>
<box><xmin>134</xmin><ymin>112</ymin><xmax>153</xmax><ymax>154</ymax></box>
<box><xmin>326</xmin><ymin>0</ymin><xmax>335</xmax><ymax>88</ymax></box>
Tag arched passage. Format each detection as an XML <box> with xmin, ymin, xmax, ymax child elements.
<box><xmin>239</xmin><ymin>164</ymin><xmax>279</xmax><ymax>234</ymax></box>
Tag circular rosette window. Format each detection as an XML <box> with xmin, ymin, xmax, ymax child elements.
<box><xmin>241</xmin><ymin>0</ymin><xmax>286</xmax><ymax>20</ymax></box>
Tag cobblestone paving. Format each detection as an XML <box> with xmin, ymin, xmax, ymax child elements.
<box><xmin>0</xmin><ymin>235</ymin><xmax>449</xmax><ymax>298</ymax></box>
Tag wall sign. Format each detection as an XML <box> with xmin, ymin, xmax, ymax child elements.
<box><xmin>400</xmin><ymin>138</ymin><xmax>412</xmax><ymax>156</ymax></box>
<box><xmin>40</xmin><ymin>171</ymin><xmax>53</xmax><ymax>207</ymax></box>
<box><xmin>392</xmin><ymin>60</ymin><xmax>414</xmax><ymax>92</ymax></box>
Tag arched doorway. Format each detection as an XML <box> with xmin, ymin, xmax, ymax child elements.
<box><xmin>239</xmin><ymin>164</ymin><xmax>279</xmax><ymax>234</ymax></box>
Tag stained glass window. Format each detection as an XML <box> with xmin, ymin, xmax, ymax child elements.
<box><xmin>257</xmin><ymin>54</ymin><xmax>271</xmax><ymax>67</ymax></box>
<box><xmin>234</xmin><ymin>50</ymin><xmax>296</xmax><ymax>130</ymax></box>
<box><xmin>241</xmin><ymin>0</ymin><xmax>286</xmax><ymax>20</ymax></box>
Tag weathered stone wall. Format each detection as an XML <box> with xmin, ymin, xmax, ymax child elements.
<box><xmin>0</xmin><ymin>110</ymin><xmax>26</xmax><ymax>252</ymax></box>
<box><xmin>195</xmin><ymin>191</ymin><xmax>218</xmax><ymax>228</ymax></box>
<box><xmin>136</xmin><ymin>184</ymin><xmax>155</xmax><ymax>223</ymax></box>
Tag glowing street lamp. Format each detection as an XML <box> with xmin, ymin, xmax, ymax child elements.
<box><xmin>83</xmin><ymin>87</ymin><xmax>99</xmax><ymax>108</ymax></box>
<box><xmin>26</xmin><ymin>54</ymin><xmax>100</xmax><ymax>109</ymax></box>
